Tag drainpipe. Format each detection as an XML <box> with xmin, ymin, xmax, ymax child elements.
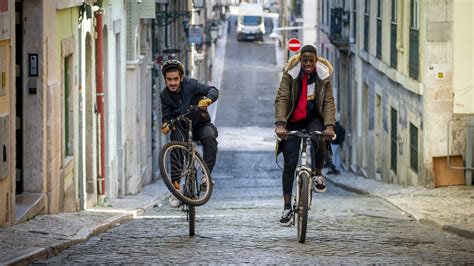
<box><xmin>95</xmin><ymin>10</ymin><xmax>106</xmax><ymax>200</ymax></box>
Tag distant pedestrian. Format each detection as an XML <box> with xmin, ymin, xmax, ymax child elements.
<box><xmin>327</xmin><ymin>118</ymin><xmax>345</xmax><ymax>175</ymax></box>
<box><xmin>324</xmin><ymin>144</ymin><xmax>340</xmax><ymax>175</ymax></box>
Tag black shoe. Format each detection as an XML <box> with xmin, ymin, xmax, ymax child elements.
<box><xmin>279</xmin><ymin>208</ymin><xmax>293</xmax><ymax>226</ymax></box>
<box><xmin>313</xmin><ymin>175</ymin><xmax>327</xmax><ymax>193</ymax></box>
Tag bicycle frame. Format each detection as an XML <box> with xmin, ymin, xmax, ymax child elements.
<box><xmin>293</xmin><ymin>132</ymin><xmax>314</xmax><ymax>214</ymax></box>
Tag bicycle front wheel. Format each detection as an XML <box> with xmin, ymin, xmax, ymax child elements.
<box><xmin>297</xmin><ymin>171</ymin><xmax>310</xmax><ymax>243</ymax></box>
<box><xmin>159</xmin><ymin>141</ymin><xmax>213</xmax><ymax>206</ymax></box>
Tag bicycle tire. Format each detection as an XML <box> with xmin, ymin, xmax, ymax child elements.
<box><xmin>159</xmin><ymin>141</ymin><xmax>213</xmax><ymax>206</ymax></box>
<box><xmin>297</xmin><ymin>172</ymin><xmax>310</xmax><ymax>243</ymax></box>
<box><xmin>188</xmin><ymin>205</ymin><xmax>195</xmax><ymax>236</ymax></box>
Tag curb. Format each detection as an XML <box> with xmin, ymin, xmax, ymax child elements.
<box><xmin>328</xmin><ymin>177</ymin><xmax>474</xmax><ymax>240</ymax></box>
<box><xmin>0</xmin><ymin>199</ymin><xmax>161</xmax><ymax>266</ymax></box>
<box><xmin>326</xmin><ymin>178</ymin><xmax>370</xmax><ymax>196</ymax></box>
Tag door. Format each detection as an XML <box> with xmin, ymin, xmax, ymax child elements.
<box><xmin>15</xmin><ymin>1</ymin><xmax>23</xmax><ymax>195</ymax></box>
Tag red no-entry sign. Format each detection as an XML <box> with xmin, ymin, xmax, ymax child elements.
<box><xmin>288</xmin><ymin>38</ymin><xmax>301</xmax><ymax>52</ymax></box>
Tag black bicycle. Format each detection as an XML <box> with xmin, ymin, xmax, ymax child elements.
<box><xmin>158</xmin><ymin>106</ymin><xmax>213</xmax><ymax>236</ymax></box>
<box><xmin>287</xmin><ymin>129</ymin><xmax>329</xmax><ymax>243</ymax></box>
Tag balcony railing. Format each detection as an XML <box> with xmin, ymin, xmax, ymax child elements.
<box><xmin>329</xmin><ymin>8</ymin><xmax>350</xmax><ymax>50</ymax></box>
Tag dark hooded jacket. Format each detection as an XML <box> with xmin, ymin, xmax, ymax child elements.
<box><xmin>160</xmin><ymin>77</ymin><xmax>219</xmax><ymax>127</ymax></box>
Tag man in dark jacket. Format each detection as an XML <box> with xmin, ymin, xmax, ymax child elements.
<box><xmin>274</xmin><ymin>45</ymin><xmax>336</xmax><ymax>226</ymax></box>
<box><xmin>160</xmin><ymin>59</ymin><xmax>219</xmax><ymax>207</ymax></box>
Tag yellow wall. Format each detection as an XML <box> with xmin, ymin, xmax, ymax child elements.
<box><xmin>0</xmin><ymin>40</ymin><xmax>11</xmax><ymax>224</ymax></box>
<box><xmin>453</xmin><ymin>0</ymin><xmax>474</xmax><ymax>114</ymax></box>
<box><xmin>55</xmin><ymin>8</ymin><xmax>79</xmax><ymax>78</ymax></box>
<box><xmin>0</xmin><ymin>41</ymin><xmax>9</xmax><ymax>114</ymax></box>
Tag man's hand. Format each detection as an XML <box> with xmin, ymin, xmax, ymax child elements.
<box><xmin>161</xmin><ymin>122</ymin><xmax>171</xmax><ymax>135</ymax></box>
<box><xmin>275</xmin><ymin>125</ymin><xmax>288</xmax><ymax>140</ymax></box>
<box><xmin>198</xmin><ymin>97</ymin><xmax>212</xmax><ymax>109</ymax></box>
<box><xmin>323</xmin><ymin>126</ymin><xmax>335</xmax><ymax>141</ymax></box>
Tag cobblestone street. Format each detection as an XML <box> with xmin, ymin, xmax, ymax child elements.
<box><xmin>38</xmin><ymin>17</ymin><xmax>474</xmax><ymax>264</ymax></box>
<box><xmin>40</xmin><ymin>158</ymin><xmax>474</xmax><ymax>264</ymax></box>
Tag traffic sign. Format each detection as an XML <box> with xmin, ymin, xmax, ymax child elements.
<box><xmin>288</xmin><ymin>38</ymin><xmax>301</xmax><ymax>52</ymax></box>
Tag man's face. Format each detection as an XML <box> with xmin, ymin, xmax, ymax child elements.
<box><xmin>164</xmin><ymin>70</ymin><xmax>183</xmax><ymax>92</ymax></box>
<box><xmin>300</xmin><ymin>52</ymin><xmax>317</xmax><ymax>74</ymax></box>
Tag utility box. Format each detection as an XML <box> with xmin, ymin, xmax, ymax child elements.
<box><xmin>0</xmin><ymin>114</ymin><xmax>8</xmax><ymax>180</ymax></box>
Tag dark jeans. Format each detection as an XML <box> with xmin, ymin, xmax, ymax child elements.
<box><xmin>170</xmin><ymin>121</ymin><xmax>218</xmax><ymax>182</ymax></box>
<box><xmin>280</xmin><ymin>117</ymin><xmax>326</xmax><ymax>196</ymax></box>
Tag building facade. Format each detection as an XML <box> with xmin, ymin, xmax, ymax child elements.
<box><xmin>314</xmin><ymin>0</ymin><xmax>473</xmax><ymax>187</ymax></box>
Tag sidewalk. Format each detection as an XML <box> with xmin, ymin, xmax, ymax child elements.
<box><xmin>0</xmin><ymin>181</ymin><xmax>169</xmax><ymax>265</ymax></box>
<box><xmin>326</xmin><ymin>171</ymin><xmax>474</xmax><ymax>239</ymax></box>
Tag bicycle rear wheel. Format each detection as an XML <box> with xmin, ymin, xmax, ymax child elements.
<box><xmin>159</xmin><ymin>141</ymin><xmax>213</xmax><ymax>206</ymax></box>
<box><xmin>188</xmin><ymin>205</ymin><xmax>195</xmax><ymax>236</ymax></box>
<box><xmin>297</xmin><ymin>172</ymin><xmax>310</xmax><ymax>243</ymax></box>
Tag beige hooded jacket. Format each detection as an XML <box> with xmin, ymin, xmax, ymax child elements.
<box><xmin>274</xmin><ymin>54</ymin><xmax>336</xmax><ymax>127</ymax></box>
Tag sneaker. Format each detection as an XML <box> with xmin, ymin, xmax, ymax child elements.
<box><xmin>200</xmin><ymin>176</ymin><xmax>208</xmax><ymax>192</ymax></box>
<box><xmin>169</xmin><ymin>181</ymin><xmax>181</xmax><ymax>208</ymax></box>
<box><xmin>168</xmin><ymin>194</ymin><xmax>181</xmax><ymax>208</ymax></box>
<box><xmin>279</xmin><ymin>208</ymin><xmax>293</xmax><ymax>226</ymax></box>
<box><xmin>313</xmin><ymin>175</ymin><xmax>327</xmax><ymax>193</ymax></box>
<box><xmin>326</xmin><ymin>169</ymin><xmax>340</xmax><ymax>175</ymax></box>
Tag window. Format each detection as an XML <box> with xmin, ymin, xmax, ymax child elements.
<box><xmin>409</xmin><ymin>0</ymin><xmax>420</xmax><ymax>80</ymax></box>
<box><xmin>376</xmin><ymin>0</ymin><xmax>382</xmax><ymax>59</ymax></box>
<box><xmin>390</xmin><ymin>108</ymin><xmax>397</xmax><ymax>174</ymax></box>
<box><xmin>390</xmin><ymin>0</ymin><xmax>398</xmax><ymax>68</ymax></box>
<box><xmin>322</xmin><ymin>0</ymin><xmax>325</xmax><ymax>24</ymax></box>
<box><xmin>409</xmin><ymin>123</ymin><xmax>419</xmax><ymax>173</ymax></box>
<box><xmin>364</xmin><ymin>0</ymin><xmax>370</xmax><ymax>52</ymax></box>
<box><xmin>326</xmin><ymin>0</ymin><xmax>330</xmax><ymax>26</ymax></box>
<box><xmin>410</xmin><ymin>0</ymin><xmax>419</xmax><ymax>29</ymax></box>
<box><xmin>352</xmin><ymin>0</ymin><xmax>357</xmax><ymax>43</ymax></box>
<box><xmin>64</xmin><ymin>55</ymin><xmax>73</xmax><ymax>157</ymax></box>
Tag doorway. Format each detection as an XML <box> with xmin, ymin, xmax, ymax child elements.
<box><xmin>375</xmin><ymin>93</ymin><xmax>382</xmax><ymax>180</ymax></box>
<box><xmin>15</xmin><ymin>0</ymin><xmax>23</xmax><ymax>195</ymax></box>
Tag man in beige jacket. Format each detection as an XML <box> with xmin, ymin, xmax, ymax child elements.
<box><xmin>274</xmin><ymin>45</ymin><xmax>336</xmax><ymax>226</ymax></box>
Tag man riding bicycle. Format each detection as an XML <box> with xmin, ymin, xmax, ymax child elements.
<box><xmin>160</xmin><ymin>59</ymin><xmax>219</xmax><ymax>208</ymax></box>
<box><xmin>274</xmin><ymin>45</ymin><xmax>336</xmax><ymax>226</ymax></box>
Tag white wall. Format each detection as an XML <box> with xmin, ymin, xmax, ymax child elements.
<box><xmin>453</xmin><ymin>0</ymin><xmax>474</xmax><ymax>114</ymax></box>
<box><xmin>302</xmin><ymin>0</ymin><xmax>317</xmax><ymax>46</ymax></box>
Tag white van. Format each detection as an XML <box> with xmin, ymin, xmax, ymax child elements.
<box><xmin>237</xmin><ymin>3</ymin><xmax>265</xmax><ymax>42</ymax></box>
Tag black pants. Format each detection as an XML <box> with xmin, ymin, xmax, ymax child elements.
<box><xmin>280</xmin><ymin>117</ymin><xmax>326</xmax><ymax>196</ymax></box>
<box><xmin>170</xmin><ymin>121</ymin><xmax>218</xmax><ymax>181</ymax></box>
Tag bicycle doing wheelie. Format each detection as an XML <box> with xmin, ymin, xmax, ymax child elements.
<box><xmin>158</xmin><ymin>106</ymin><xmax>214</xmax><ymax>236</ymax></box>
<box><xmin>287</xmin><ymin>129</ymin><xmax>333</xmax><ymax>243</ymax></box>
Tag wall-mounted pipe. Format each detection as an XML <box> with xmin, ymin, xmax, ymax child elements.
<box><xmin>95</xmin><ymin>10</ymin><xmax>106</xmax><ymax>196</ymax></box>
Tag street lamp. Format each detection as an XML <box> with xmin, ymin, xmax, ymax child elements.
<box><xmin>193</xmin><ymin>0</ymin><xmax>205</xmax><ymax>9</ymax></box>
<box><xmin>155</xmin><ymin>0</ymin><xmax>206</xmax><ymax>27</ymax></box>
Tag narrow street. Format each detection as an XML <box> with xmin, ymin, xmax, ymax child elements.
<box><xmin>38</xmin><ymin>16</ymin><xmax>474</xmax><ymax>264</ymax></box>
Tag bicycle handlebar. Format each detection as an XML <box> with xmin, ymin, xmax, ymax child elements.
<box><xmin>287</xmin><ymin>130</ymin><xmax>336</xmax><ymax>141</ymax></box>
<box><xmin>169</xmin><ymin>105</ymin><xmax>199</xmax><ymax>126</ymax></box>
